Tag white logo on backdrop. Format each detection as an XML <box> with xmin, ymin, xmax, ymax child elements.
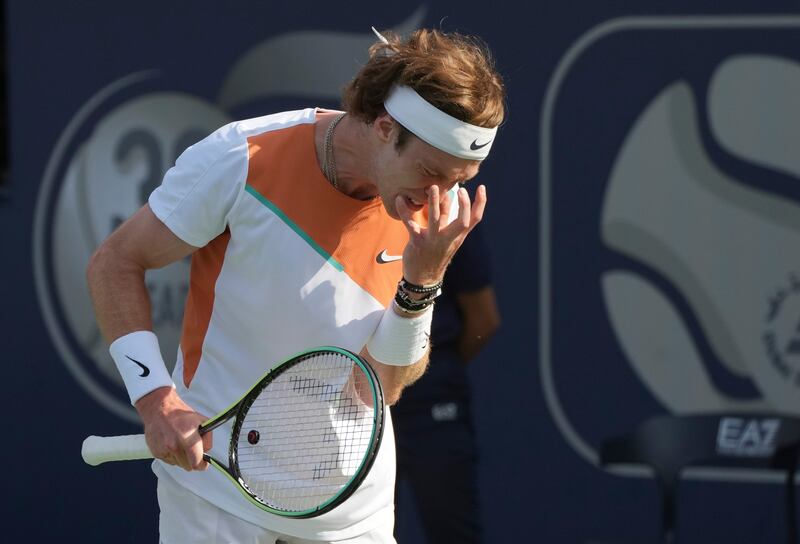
<box><xmin>716</xmin><ymin>417</ymin><xmax>781</xmax><ymax>457</ymax></box>
<box><xmin>33</xmin><ymin>10</ymin><xmax>425</xmax><ymax>422</ymax></box>
<box><xmin>540</xmin><ymin>16</ymin><xmax>800</xmax><ymax>483</ymax></box>
<box><xmin>601</xmin><ymin>54</ymin><xmax>800</xmax><ymax>415</ymax></box>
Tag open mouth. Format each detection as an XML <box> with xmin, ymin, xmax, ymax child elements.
<box><xmin>404</xmin><ymin>195</ymin><xmax>425</xmax><ymax>211</ymax></box>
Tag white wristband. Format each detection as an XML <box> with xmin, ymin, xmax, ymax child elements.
<box><xmin>109</xmin><ymin>331</ymin><xmax>175</xmax><ymax>405</ymax></box>
<box><xmin>365</xmin><ymin>304</ymin><xmax>433</xmax><ymax>366</ymax></box>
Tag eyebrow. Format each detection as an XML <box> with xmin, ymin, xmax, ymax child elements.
<box><xmin>456</xmin><ymin>166</ymin><xmax>480</xmax><ymax>184</ymax></box>
<box><xmin>422</xmin><ymin>161</ymin><xmax>479</xmax><ymax>183</ymax></box>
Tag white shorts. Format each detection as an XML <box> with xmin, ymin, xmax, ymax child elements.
<box><xmin>157</xmin><ymin>472</ymin><xmax>396</xmax><ymax>544</ymax></box>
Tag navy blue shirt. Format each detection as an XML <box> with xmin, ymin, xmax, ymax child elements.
<box><xmin>393</xmin><ymin>219</ymin><xmax>493</xmax><ymax>410</ymax></box>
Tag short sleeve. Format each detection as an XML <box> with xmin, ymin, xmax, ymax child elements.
<box><xmin>148</xmin><ymin>123</ymin><xmax>248</xmax><ymax>248</ymax></box>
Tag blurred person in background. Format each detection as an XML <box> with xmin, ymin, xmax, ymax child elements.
<box><xmin>392</xmin><ymin>215</ymin><xmax>500</xmax><ymax>544</ymax></box>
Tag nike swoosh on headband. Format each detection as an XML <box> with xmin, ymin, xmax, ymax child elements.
<box><xmin>376</xmin><ymin>250</ymin><xmax>403</xmax><ymax>264</ymax></box>
<box><xmin>470</xmin><ymin>139</ymin><xmax>492</xmax><ymax>150</ymax></box>
<box><xmin>125</xmin><ymin>355</ymin><xmax>151</xmax><ymax>378</ymax></box>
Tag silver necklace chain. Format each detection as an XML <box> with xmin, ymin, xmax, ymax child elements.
<box><xmin>323</xmin><ymin>112</ymin><xmax>346</xmax><ymax>190</ymax></box>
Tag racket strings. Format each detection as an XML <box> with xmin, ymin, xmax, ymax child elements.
<box><xmin>236</xmin><ymin>352</ymin><xmax>377</xmax><ymax>512</ymax></box>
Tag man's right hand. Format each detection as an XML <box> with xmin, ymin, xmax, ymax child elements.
<box><xmin>134</xmin><ymin>386</ymin><xmax>211</xmax><ymax>471</ymax></box>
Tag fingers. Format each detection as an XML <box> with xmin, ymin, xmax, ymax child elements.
<box><xmin>427</xmin><ymin>185</ymin><xmax>441</xmax><ymax>232</ymax></box>
<box><xmin>200</xmin><ymin>431</ymin><xmax>213</xmax><ymax>470</ymax></box>
<box><xmin>437</xmin><ymin>188</ymin><xmax>452</xmax><ymax>231</ymax></box>
<box><xmin>469</xmin><ymin>184</ymin><xmax>487</xmax><ymax>228</ymax></box>
<box><xmin>395</xmin><ymin>195</ymin><xmax>422</xmax><ymax>235</ymax></box>
<box><xmin>202</xmin><ymin>429</ymin><xmax>214</xmax><ymax>453</ymax></box>
<box><xmin>457</xmin><ymin>187</ymin><xmax>471</xmax><ymax>229</ymax></box>
<box><xmin>440</xmin><ymin>184</ymin><xmax>487</xmax><ymax>237</ymax></box>
<box><xmin>162</xmin><ymin>432</ymin><xmax>208</xmax><ymax>471</ymax></box>
<box><xmin>189</xmin><ymin>431</ymin><xmax>209</xmax><ymax>471</ymax></box>
<box><xmin>440</xmin><ymin>187</ymin><xmax>472</xmax><ymax>236</ymax></box>
<box><xmin>399</xmin><ymin>183</ymin><xmax>488</xmax><ymax>286</ymax></box>
<box><xmin>146</xmin><ymin>410</ymin><xmax>210</xmax><ymax>472</ymax></box>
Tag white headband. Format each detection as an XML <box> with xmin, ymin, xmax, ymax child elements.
<box><xmin>370</xmin><ymin>27</ymin><xmax>497</xmax><ymax>160</ymax></box>
<box><xmin>384</xmin><ymin>86</ymin><xmax>497</xmax><ymax>160</ymax></box>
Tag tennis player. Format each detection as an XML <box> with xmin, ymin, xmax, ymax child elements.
<box><xmin>87</xmin><ymin>28</ymin><xmax>505</xmax><ymax>543</ymax></box>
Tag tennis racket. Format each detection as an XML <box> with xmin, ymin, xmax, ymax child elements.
<box><xmin>81</xmin><ymin>346</ymin><xmax>384</xmax><ymax>518</ymax></box>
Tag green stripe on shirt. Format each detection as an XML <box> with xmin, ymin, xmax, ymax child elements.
<box><xmin>244</xmin><ymin>184</ymin><xmax>345</xmax><ymax>272</ymax></box>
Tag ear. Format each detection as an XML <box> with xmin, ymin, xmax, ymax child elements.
<box><xmin>373</xmin><ymin>113</ymin><xmax>396</xmax><ymax>144</ymax></box>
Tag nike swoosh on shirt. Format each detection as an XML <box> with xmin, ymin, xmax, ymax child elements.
<box><xmin>376</xmin><ymin>249</ymin><xmax>403</xmax><ymax>264</ymax></box>
<box><xmin>125</xmin><ymin>355</ymin><xmax>151</xmax><ymax>377</ymax></box>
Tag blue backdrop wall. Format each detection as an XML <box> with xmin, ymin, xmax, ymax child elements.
<box><xmin>3</xmin><ymin>1</ymin><xmax>800</xmax><ymax>542</ymax></box>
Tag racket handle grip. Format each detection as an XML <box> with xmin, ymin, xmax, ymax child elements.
<box><xmin>82</xmin><ymin>434</ymin><xmax>153</xmax><ymax>466</ymax></box>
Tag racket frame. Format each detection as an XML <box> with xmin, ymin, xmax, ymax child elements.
<box><xmin>198</xmin><ymin>346</ymin><xmax>385</xmax><ymax>518</ymax></box>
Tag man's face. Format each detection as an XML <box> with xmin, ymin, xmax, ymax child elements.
<box><xmin>371</xmin><ymin>117</ymin><xmax>481</xmax><ymax>220</ymax></box>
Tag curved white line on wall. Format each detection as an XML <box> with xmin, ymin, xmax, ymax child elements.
<box><xmin>218</xmin><ymin>7</ymin><xmax>427</xmax><ymax>109</ymax></box>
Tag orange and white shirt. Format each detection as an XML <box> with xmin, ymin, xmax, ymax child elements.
<box><xmin>148</xmin><ymin>108</ymin><xmax>440</xmax><ymax>540</ymax></box>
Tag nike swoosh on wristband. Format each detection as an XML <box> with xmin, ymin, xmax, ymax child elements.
<box><xmin>125</xmin><ymin>355</ymin><xmax>151</xmax><ymax>377</ymax></box>
<box><xmin>470</xmin><ymin>139</ymin><xmax>492</xmax><ymax>150</ymax></box>
<box><xmin>376</xmin><ymin>249</ymin><xmax>403</xmax><ymax>264</ymax></box>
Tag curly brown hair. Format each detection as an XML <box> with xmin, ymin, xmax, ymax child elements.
<box><xmin>342</xmin><ymin>29</ymin><xmax>505</xmax><ymax>131</ymax></box>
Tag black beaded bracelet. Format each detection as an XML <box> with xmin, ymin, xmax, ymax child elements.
<box><xmin>399</xmin><ymin>277</ymin><xmax>443</xmax><ymax>295</ymax></box>
<box><xmin>394</xmin><ymin>289</ymin><xmax>435</xmax><ymax>314</ymax></box>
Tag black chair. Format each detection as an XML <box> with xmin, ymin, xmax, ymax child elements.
<box><xmin>600</xmin><ymin>413</ymin><xmax>800</xmax><ymax>544</ymax></box>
